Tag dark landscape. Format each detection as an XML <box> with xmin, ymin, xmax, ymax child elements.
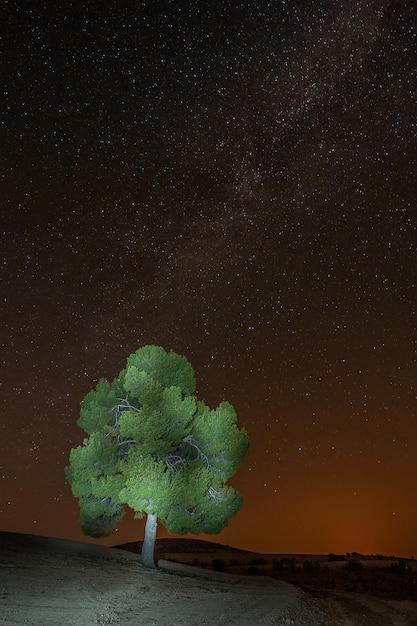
<box><xmin>119</xmin><ymin>538</ymin><xmax>417</xmax><ymax>602</ymax></box>
<box><xmin>3</xmin><ymin>532</ymin><xmax>417</xmax><ymax>625</ymax></box>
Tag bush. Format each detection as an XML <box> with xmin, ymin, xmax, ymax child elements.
<box><xmin>390</xmin><ymin>559</ymin><xmax>410</xmax><ymax>575</ymax></box>
<box><xmin>272</xmin><ymin>558</ymin><xmax>296</xmax><ymax>573</ymax></box>
<box><xmin>303</xmin><ymin>560</ymin><xmax>320</xmax><ymax>573</ymax></box>
<box><xmin>212</xmin><ymin>559</ymin><xmax>226</xmax><ymax>571</ymax></box>
<box><xmin>345</xmin><ymin>559</ymin><xmax>364</xmax><ymax>572</ymax></box>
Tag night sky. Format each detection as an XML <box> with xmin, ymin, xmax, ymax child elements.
<box><xmin>2</xmin><ymin>1</ymin><xmax>417</xmax><ymax>558</ymax></box>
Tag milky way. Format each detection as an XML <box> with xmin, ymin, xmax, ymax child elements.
<box><xmin>2</xmin><ymin>0</ymin><xmax>417</xmax><ymax>556</ymax></box>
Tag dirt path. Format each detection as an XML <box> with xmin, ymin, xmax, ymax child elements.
<box><xmin>0</xmin><ymin>533</ymin><xmax>324</xmax><ymax>626</ymax></box>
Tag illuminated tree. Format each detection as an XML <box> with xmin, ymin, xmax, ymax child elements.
<box><xmin>66</xmin><ymin>345</ymin><xmax>249</xmax><ymax>568</ymax></box>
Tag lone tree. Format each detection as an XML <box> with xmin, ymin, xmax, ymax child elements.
<box><xmin>66</xmin><ymin>345</ymin><xmax>249</xmax><ymax>568</ymax></box>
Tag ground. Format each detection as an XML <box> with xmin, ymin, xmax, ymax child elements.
<box><xmin>1</xmin><ymin>533</ymin><xmax>417</xmax><ymax>625</ymax></box>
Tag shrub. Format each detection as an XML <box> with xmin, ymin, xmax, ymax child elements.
<box><xmin>390</xmin><ymin>559</ymin><xmax>410</xmax><ymax>575</ymax></box>
<box><xmin>272</xmin><ymin>558</ymin><xmax>296</xmax><ymax>572</ymax></box>
<box><xmin>345</xmin><ymin>559</ymin><xmax>364</xmax><ymax>572</ymax></box>
<box><xmin>303</xmin><ymin>560</ymin><xmax>320</xmax><ymax>573</ymax></box>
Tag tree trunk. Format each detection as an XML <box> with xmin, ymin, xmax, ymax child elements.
<box><xmin>141</xmin><ymin>513</ymin><xmax>157</xmax><ymax>568</ymax></box>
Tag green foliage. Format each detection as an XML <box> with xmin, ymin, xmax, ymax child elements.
<box><xmin>67</xmin><ymin>433</ymin><xmax>119</xmax><ymax>499</ymax></box>
<box><xmin>126</xmin><ymin>345</ymin><xmax>196</xmax><ymax>397</ymax></box>
<box><xmin>79</xmin><ymin>497</ymin><xmax>124</xmax><ymax>538</ymax></box>
<box><xmin>192</xmin><ymin>401</ymin><xmax>249</xmax><ymax>480</ymax></box>
<box><xmin>78</xmin><ymin>377</ymin><xmax>125</xmax><ymax>435</ymax></box>
<box><xmin>66</xmin><ymin>344</ymin><xmax>249</xmax><ymax>542</ymax></box>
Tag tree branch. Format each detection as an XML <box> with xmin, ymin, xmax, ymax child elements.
<box><xmin>181</xmin><ymin>434</ymin><xmax>209</xmax><ymax>466</ymax></box>
<box><xmin>111</xmin><ymin>396</ymin><xmax>140</xmax><ymax>427</ymax></box>
<box><xmin>207</xmin><ymin>485</ymin><xmax>227</xmax><ymax>502</ymax></box>
<box><xmin>163</xmin><ymin>454</ymin><xmax>186</xmax><ymax>472</ymax></box>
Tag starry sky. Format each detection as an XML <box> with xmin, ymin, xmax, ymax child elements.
<box><xmin>2</xmin><ymin>0</ymin><xmax>417</xmax><ymax>558</ymax></box>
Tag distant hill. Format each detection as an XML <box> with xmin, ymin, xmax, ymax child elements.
<box><xmin>115</xmin><ymin>537</ymin><xmax>256</xmax><ymax>556</ymax></box>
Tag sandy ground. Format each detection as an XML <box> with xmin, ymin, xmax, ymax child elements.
<box><xmin>1</xmin><ymin>533</ymin><xmax>417</xmax><ymax>626</ymax></box>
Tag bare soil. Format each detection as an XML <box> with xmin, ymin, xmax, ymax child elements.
<box><xmin>1</xmin><ymin>533</ymin><xmax>417</xmax><ymax>625</ymax></box>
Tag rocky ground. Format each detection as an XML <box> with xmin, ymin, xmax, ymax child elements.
<box><xmin>1</xmin><ymin>533</ymin><xmax>417</xmax><ymax>625</ymax></box>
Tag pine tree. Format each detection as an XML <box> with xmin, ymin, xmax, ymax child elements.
<box><xmin>66</xmin><ymin>345</ymin><xmax>249</xmax><ymax>567</ymax></box>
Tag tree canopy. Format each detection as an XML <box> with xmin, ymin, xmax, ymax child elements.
<box><xmin>66</xmin><ymin>345</ymin><xmax>249</xmax><ymax>566</ymax></box>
